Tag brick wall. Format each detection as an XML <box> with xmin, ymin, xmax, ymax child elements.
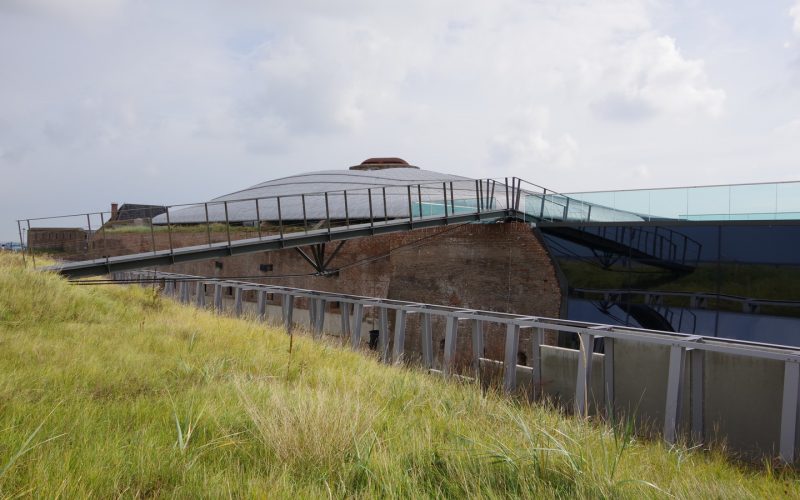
<box><xmin>161</xmin><ymin>222</ymin><xmax>564</xmax><ymax>367</ymax></box>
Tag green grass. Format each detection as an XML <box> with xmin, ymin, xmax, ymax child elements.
<box><xmin>0</xmin><ymin>253</ymin><xmax>798</xmax><ymax>498</ymax></box>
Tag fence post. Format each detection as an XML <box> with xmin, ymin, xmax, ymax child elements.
<box><xmin>379</xmin><ymin>307</ymin><xmax>390</xmax><ymax>363</ymax></box>
<box><xmin>195</xmin><ymin>282</ymin><xmax>206</xmax><ymax>308</ymax></box>
<box><xmin>471</xmin><ymin>319</ymin><xmax>485</xmax><ymax>375</ymax></box>
<box><xmin>421</xmin><ymin>312</ymin><xmax>433</xmax><ymax>369</ymax></box>
<box><xmin>575</xmin><ymin>332</ymin><xmax>594</xmax><ymax>417</ymax></box>
<box><xmin>780</xmin><ymin>360</ymin><xmax>800</xmax><ymax>463</ymax></box>
<box><xmin>393</xmin><ymin>309</ymin><xmax>407</xmax><ymax>364</ymax></box>
<box><xmin>503</xmin><ymin>323</ymin><xmax>520</xmax><ymax>393</ymax></box>
<box><xmin>283</xmin><ymin>294</ymin><xmax>294</xmax><ymax>334</ymax></box>
<box><xmin>257</xmin><ymin>290</ymin><xmax>267</xmax><ymax>321</ymax></box>
<box><xmin>443</xmin><ymin>316</ymin><xmax>459</xmax><ymax>376</ymax></box>
<box><xmin>340</xmin><ymin>302</ymin><xmax>351</xmax><ymax>344</ymax></box>
<box><xmin>531</xmin><ymin>327</ymin><xmax>544</xmax><ymax>400</ymax></box>
<box><xmin>214</xmin><ymin>284</ymin><xmax>223</xmax><ymax>313</ymax></box>
<box><xmin>351</xmin><ymin>303</ymin><xmax>364</xmax><ymax>349</ymax></box>
<box><xmin>664</xmin><ymin>345</ymin><xmax>687</xmax><ymax>444</ymax></box>
<box><xmin>234</xmin><ymin>287</ymin><xmax>243</xmax><ymax>317</ymax></box>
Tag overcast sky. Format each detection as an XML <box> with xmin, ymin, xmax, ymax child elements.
<box><xmin>2</xmin><ymin>0</ymin><xmax>800</xmax><ymax>241</ymax></box>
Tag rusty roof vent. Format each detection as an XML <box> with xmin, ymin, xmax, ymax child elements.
<box><xmin>349</xmin><ymin>157</ymin><xmax>419</xmax><ymax>171</ymax></box>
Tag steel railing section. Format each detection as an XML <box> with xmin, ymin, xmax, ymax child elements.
<box><xmin>117</xmin><ymin>269</ymin><xmax>800</xmax><ymax>462</ymax></box>
<box><xmin>21</xmin><ymin>176</ymin><xmax>663</xmax><ymax>276</ymax></box>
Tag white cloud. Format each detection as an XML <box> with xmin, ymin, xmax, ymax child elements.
<box><xmin>590</xmin><ymin>35</ymin><xmax>725</xmax><ymax>120</ymax></box>
<box><xmin>792</xmin><ymin>1</ymin><xmax>800</xmax><ymax>34</ymax></box>
<box><xmin>3</xmin><ymin>0</ymin><xmax>799</xmax><ymax>242</ymax></box>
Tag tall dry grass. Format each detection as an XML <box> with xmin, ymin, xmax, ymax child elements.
<box><xmin>0</xmin><ymin>252</ymin><xmax>797</xmax><ymax>498</ymax></box>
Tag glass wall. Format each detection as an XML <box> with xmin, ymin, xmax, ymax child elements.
<box><xmin>541</xmin><ymin>221</ymin><xmax>800</xmax><ymax>347</ymax></box>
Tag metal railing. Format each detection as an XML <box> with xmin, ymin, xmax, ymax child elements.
<box><xmin>20</xmin><ymin>177</ymin><xmax>650</xmax><ymax>275</ymax></box>
<box><xmin>117</xmin><ymin>269</ymin><xmax>800</xmax><ymax>463</ymax></box>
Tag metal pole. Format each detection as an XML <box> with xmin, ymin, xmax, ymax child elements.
<box><xmin>343</xmin><ymin>190</ymin><xmax>349</xmax><ymax>227</ymax></box>
<box><xmin>505</xmin><ymin>177</ymin><xmax>510</xmax><ymax>210</ymax></box>
<box><xmin>368</xmin><ymin>189</ymin><xmax>374</xmax><ymax>228</ymax></box>
<box><xmin>325</xmin><ymin>192</ymin><xmax>331</xmax><ymax>235</ymax></box>
<box><xmin>223</xmin><ymin>201</ymin><xmax>231</xmax><ymax>246</ymax></box>
<box><xmin>417</xmin><ymin>184</ymin><xmax>423</xmax><ymax>218</ymax></box>
<box><xmin>407</xmin><ymin>185</ymin><xmax>413</xmax><ymax>225</ymax></box>
<box><xmin>26</xmin><ymin>220</ymin><xmax>36</xmax><ymax>268</ymax></box>
<box><xmin>100</xmin><ymin>211</ymin><xmax>108</xmax><ymax>262</ymax></box>
<box><xmin>277</xmin><ymin>197</ymin><xmax>284</xmax><ymax>239</ymax></box>
<box><xmin>86</xmin><ymin>213</ymin><xmax>92</xmax><ymax>259</ymax></box>
<box><xmin>302</xmin><ymin>194</ymin><xmax>308</xmax><ymax>233</ymax></box>
<box><xmin>382</xmin><ymin>187</ymin><xmax>388</xmax><ymax>222</ymax></box>
<box><xmin>443</xmin><ymin>182</ymin><xmax>449</xmax><ymax>218</ymax></box>
<box><xmin>165</xmin><ymin>207</ymin><xmax>174</xmax><ymax>254</ymax></box>
<box><xmin>475</xmin><ymin>179</ymin><xmax>481</xmax><ymax>213</ymax></box>
<box><xmin>204</xmin><ymin>203</ymin><xmax>211</xmax><ymax>246</ymax></box>
<box><xmin>255</xmin><ymin>199</ymin><xmax>262</xmax><ymax>240</ymax></box>
<box><xmin>150</xmin><ymin>213</ymin><xmax>157</xmax><ymax>254</ymax></box>
<box><xmin>17</xmin><ymin>221</ymin><xmax>26</xmax><ymax>265</ymax></box>
<box><xmin>449</xmin><ymin>182</ymin><xmax>455</xmax><ymax>213</ymax></box>
<box><xmin>539</xmin><ymin>188</ymin><xmax>547</xmax><ymax>219</ymax></box>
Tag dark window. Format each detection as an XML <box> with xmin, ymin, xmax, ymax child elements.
<box><xmin>214</xmin><ymin>261</ymin><xmax>223</xmax><ymax>270</ymax></box>
<box><xmin>260</xmin><ymin>264</ymin><xmax>273</xmax><ymax>272</ymax></box>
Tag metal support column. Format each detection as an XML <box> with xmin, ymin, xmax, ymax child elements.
<box><xmin>351</xmin><ymin>303</ymin><xmax>364</xmax><ymax>349</ymax></box>
<box><xmin>195</xmin><ymin>282</ymin><xmax>206</xmax><ymax>308</ymax></box>
<box><xmin>442</xmin><ymin>316</ymin><xmax>458</xmax><ymax>376</ymax></box>
<box><xmin>664</xmin><ymin>345</ymin><xmax>687</xmax><ymax>444</ymax></box>
<box><xmin>393</xmin><ymin>310</ymin><xmax>407</xmax><ymax>364</ymax></box>
<box><xmin>282</xmin><ymin>294</ymin><xmax>294</xmax><ymax>334</ymax></box>
<box><xmin>603</xmin><ymin>337</ymin><xmax>615</xmax><ymax>417</ymax></box>
<box><xmin>340</xmin><ymin>302</ymin><xmax>351</xmax><ymax>343</ymax></box>
<box><xmin>164</xmin><ymin>280</ymin><xmax>175</xmax><ymax>297</ymax></box>
<box><xmin>530</xmin><ymin>327</ymin><xmax>544</xmax><ymax>399</ymax></box>
<box><xmin>214</xmin><ymin>284</ymin><xmax>223</xmax><ymax>313</ymax></box>
<box><xmin>690</xmin><ymin>350</ymin><xmax>704</xmax><ymax>444</ymax></box>
<box><xmin>780</xmin><ymin>361</ymin><xmax>800</xmax><ymax>462</ymax></box>
<box><xmin>471</xmin><ymin>319</ymin><xmax>485</xmax><ymax>375</ymax></box>
<box><xmin>234</xmin><ymin>287</ymin><xmax>243</xmax><ymax>317</ymax></box>
<box><xmin>257</xmin><ymin>290</ymin><xmax>267</xmax><ymax>321</ymax></box>
<box><xmin>313</xmin><ymin>298</ymin><xmax>326</xmax><ymax>338</ymax></box>
<box><xmin>179</xmin><ymin>281</ymin><xmax>189</xmax><ymax>304</ymax></box>
<box><xmin>379</xmin><ymin>307</ymin><xmax>389</xmax><ymax>363</ymax></box>
<box><xmin>421</xmin><ymin>312</ymin><xmax>433</xmax><ymax>369</ymax></box>
<box><xmin>503</xmin><ymin>323</ymin><xmax>520</xmax><ymax>393</ymax></box>
<box><xmin>575</xmin><ymin>332</ymin><xmax>594</xmax><ymax>417</ymax></box>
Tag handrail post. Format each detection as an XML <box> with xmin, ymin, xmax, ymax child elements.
<box><xmin>165</xmin><ymin>206</ymin><xmax>174</xmax><ymax>254</ymax></box>
<box><xmin>505</xmin><ymin>177</ymin><xmax>510</xmax><ymax>210</ymax></box>
<box><xmin>443</xmin><ymin>182</ymin><xmax>449</xmax><ymax>218</ymax></box>
<box><xmin>17</xmin><ymin>220</ymin><xmax>26</xmax><ymax>265</ymax></box>
<box><xmin>407</xmin><ymin>185</ymin><xmax>413</xmax><ymax>226</ymax></box>
<box><xmin>277</xmin><ymin>197</ymin><xmax>284</xmax><ymax>239</ymax></box>
<box><xmin>150</xmin><ymin>212</ymin><xmax>157</xmax><ymax>254</ymax></box>
<box><xmin>86</xmin><ymin>213</ymin><xmax>93</xmax><ymax>259</ymax></box>
<box><xmin>302</xmin><ymin>194</ymin><xmax>308</xmax><ymax>233</ymax></box>
<box><xmin>255</xmin><ymin>199</ymin><xmax>262</xmax><ymax>240</ymax></box>
<box><xmin>223</xmin><ymin>201</ymin><xmax>231</xmax><ymax>246</ymax></box>
<box><xmin>204</xmin><ymin>203</ymin><xmax>211</xmax><ymax>247</ymax></box>
<box><xmin>417</xmin><ymin>184</ymin><xmax>423</xmax><ymax>218</ymax></box>
<box><xmin>26</xmin><ymin>219</ymin><xmax>35</xmax><ymax>268</ymax></box>
<box><xmin>475</xmin><ymin>179</ymin><xmax>481</xmax><ymax>213</ymax></box>
<box><xmin>539</xmin><ymin>188</ymin><xmax>547</xmax><ymax>219</ymax></box>
<box><xmin>343</xmin><ymin>190</ymin><xmax>350</xmax><ymax>227</ymax></box>
<box><xmin>563</xmin><ymin>197</ymin><xmax>570</xmax><ymax>221</ymax></box>
<box><xmin>100</xmin><ymin>211</ymin><xmax>108</xmax><ymax>263</ymax></box>
<box><xmin>368</xmin><ymin>189</ymin><xmax>374</xmax><ymax>229</ymax></box>
<box><xmin>449</xmin><ymin>182</ymin><xmax>455</xmax><ymax>213</ymax></box>
<box><xmin>382</xmin><ymin>187</ymin><xmax>388</xmax><ymax>223</ymax></box>
<box><xmin>325</xmin><ymin>192</ymin><xmax>331</xmax><ymax>235</ymax></box>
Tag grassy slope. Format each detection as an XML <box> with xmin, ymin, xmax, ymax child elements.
<box><xmin>0</xmin><ymin>254</ymin><xmax>797</xmax><ymax>498</ymax></box>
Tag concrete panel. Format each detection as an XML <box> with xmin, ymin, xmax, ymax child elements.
<box><xmin>703</xmin><ymin>352</ymin><xmax>784</xmax><ymax>455</ymax></box>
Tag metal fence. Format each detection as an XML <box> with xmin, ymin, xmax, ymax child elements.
<box><xmin>116</xmin><ymin>269</ymin><xmax>800</xmax><ymax>463</ymax></box>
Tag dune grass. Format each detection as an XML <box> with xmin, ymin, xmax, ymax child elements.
<box><xmin>0</xmin><ymin>252</ymin><xmax>798</xmax><ymax>498</ymax></box>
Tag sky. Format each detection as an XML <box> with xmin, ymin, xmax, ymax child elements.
<box><xmin>1</xmin><ymin>0</ymin><xmax>800</xmax><ymax>242</ymax></box>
